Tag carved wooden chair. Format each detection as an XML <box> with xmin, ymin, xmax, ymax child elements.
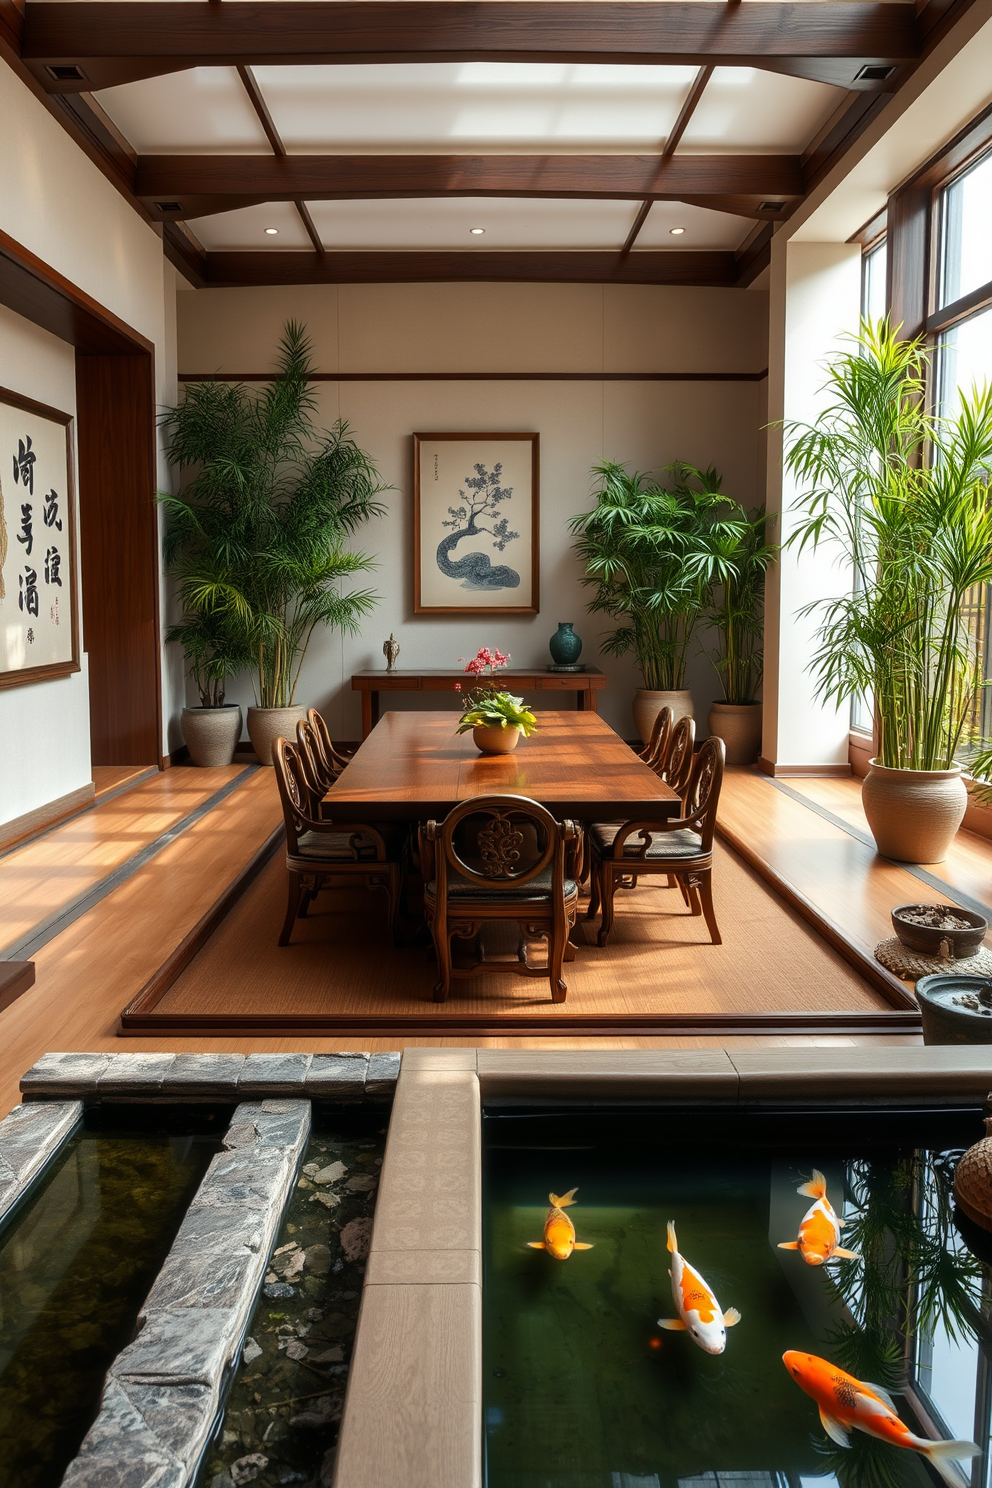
<box><xmin>422</xmin><ymin>794</ymin><xmax>579</xmax><ymax>1004</ymax></box>
<box><xmin>658</xmin><ymin>714</ymin><xmax>696</xmax><ymax>794</ymax></box>
<box><xmin>307</xmin><ymin>708</ymin><xmax>352</xmax><ymax>778</ymax></box>
<box><xmin>272</xmin><ymin>736</ymin><xmax>405</xmax><ymax>946</ymax></box>
<box><xmin>585</xmin><ymin>735</ymin><xmax>725</xmax><ymax>948</ymax></box>
<box><xmin>639</xmin><ymin>706</ymin><xmax>673</xmax><ymax>770</ymax></box>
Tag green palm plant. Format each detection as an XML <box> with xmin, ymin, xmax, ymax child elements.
<box><xmin>785</xmin><ymin>320</ymin><xmax>992</xmax><ymax>771</ymax></box>
<box><xmin>569</xmin><ymin>461</ymin><xmax>748</xmax><ymax>691</ymax></box>
<box><xmin>705</xmin><ymin>506</ymin><xmax>777</xmax><ymax>704</ymax></box>
<box><xmin>160</xmin><ymin>321</ymin><xmax>387</xmax><ymax>709</ymax></box>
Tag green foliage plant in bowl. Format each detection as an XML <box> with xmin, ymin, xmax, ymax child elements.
<box><xmin>705</xmin><ymin>506</ymin><xmax>777</xmax><ymax>765</ymax></box>
<box><xmin>785</xmin><ymin>319</ymin><xmax>992</xmax><ymax>863</ymax></box>
<box><xmin>168</xmin><ymin>607</ymin><xmax>249</xmax><ymax>767</ymax></box>
<box><xmin>160</xmin><ymin>321</ymin><xmax>387</xmax><ymax>764</ymax></box>
<box><xmin>456</xmin><ymin>686</ymin><xmax>537</xmax><ymax>755</ymax></box>
<box><xmin>570</xmin><ymin>460</ymin><xmax>747</xmax><ymax>744</ymax></box>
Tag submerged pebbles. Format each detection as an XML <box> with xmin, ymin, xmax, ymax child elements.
<box><xmin>200</xmin><ymin>1117</ymin><xmax>386</xmax><ymax>1488</ymax></box>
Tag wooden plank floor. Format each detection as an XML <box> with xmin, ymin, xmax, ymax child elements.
<box><xmin>92</xmin><ymin>765</ymin><xmax>157</xmax><ymax>802</ymax></box>
<box><xmin>0</xmin><ymin>765</ymin><xmax>249</xmax><ymax>958</ymax></box>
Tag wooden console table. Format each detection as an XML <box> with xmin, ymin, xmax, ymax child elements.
<box><xmin>351</xmin><ymin>668</ymin><xmax>607</xmax><ymax>739</ymax></box>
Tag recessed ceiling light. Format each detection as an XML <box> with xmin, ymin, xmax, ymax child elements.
<box><xmin>470</xmin><ymin>227</ymin><xmax>485</xmax><ymax>235</ymax></box>
<box><xmin>669</xmin><ymin>227</ymin><xmax>686</xmax><ymax>236</ymax></box>
<box><xmin>264</xmin><ymin>227</ymin><xmax>279</xmax><ymax>236</ymax></box>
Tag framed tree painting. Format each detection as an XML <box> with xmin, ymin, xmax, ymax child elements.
<box><xmin>0</xmin><ymin>385</ymin><xmax>79</xmax><ymax>690</ymax></box>
<box><xmin>413</xmin><ymin>432</ymin><xmax>539</xmax><ymax>614</ymax></box>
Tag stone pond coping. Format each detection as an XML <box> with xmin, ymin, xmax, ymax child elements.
<box><xmin>0</xmin><ymin>1099</ymin><xmax>82</xmax><ymax>1224</ymax></box>
<box><xmin>332</xmin><ymin>1043</ymin><xmax>992</xmax><ymax>1488</ymax></box>
<box><xmin>62</xmin><ymin>1099</ymin><xmax>312</xmax><ymax>1488</ymax></box>
<box><xmin>18</xmin><ymin>1050</ymin><xmax>401</xmax><ymax>1103</ymax></box>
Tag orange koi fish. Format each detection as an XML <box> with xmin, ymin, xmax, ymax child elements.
<box><xmin>783</xmin><ymin>1351</ymin><xmax>980</xmax><ymax>1483</ymax></box>
<box><xmin>527</xmin><ymin>1189</ymin><xmax>593</xmax><ymax>1261</ymax></box>
<box><xmin>778</xmin><ymin>1170</ymin><xmax>860</xmax><ymax>1266</ymax></box>
<box><xmin>658</xmin><ymin>1221</ymin><xmax>740</xmax><ymax>1355</ymax></box>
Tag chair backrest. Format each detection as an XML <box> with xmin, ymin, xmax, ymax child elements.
<box><xmin>640</xmin><ymin>706</ymin><xmax>673</xmax><ymax>770</ymax></box>
<box><xmin>296</xmin><ymin>718</ymin><xmax>333</xmax><ymax>800</ymax></box>
<box><xmin>272</xmin><ymin>736</ymin><xmax>309</xmax><ymax>854</ymax></box>
<box><xmin>659</xmin><ymin>714</ymin><xmax>696</xmax><ymax>794</ymax></box>
<box><xmin>425</xmin><ymin>794</ymin><xmax>574</xmax><ymax>902</ymax></box>
<box><xmin>679</xmin><ymin>735</ymin><xmax>725</xmax><ymax>851</ymax></box>
<box><xmin>307</xmin><ymin>708</ymin><xmax>350</xmax><ymax>778</ymax></box>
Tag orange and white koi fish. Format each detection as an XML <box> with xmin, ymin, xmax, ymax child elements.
<box><xmin>778</xmin><ymin>1170</ymin><xmax>860</xmax><ymax>1266</ymax></box>
<box><xmin>657</xmin><ymin>1221</ymin><xmax>740</xmax><ymax>1355</ymax></box>
<box><xmin>783</xmin><ymin>1351</ymin><xmax>980</xmax><ymax>1484</ymax></box>
<box><xmin>527</xmin><ymin>1189</ymin><xmax>593</xmax><ymax>1261</ymax></box>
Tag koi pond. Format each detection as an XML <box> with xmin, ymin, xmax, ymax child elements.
<box><xmin>0</xmin><ymin>1104</ymin><xmax>223</xmax><ymax>1488</ymax></box>
<box><xmin>483</xmin><ymin>1106</ymin><xmax>992</xmax><ymax>1488</ymax></box>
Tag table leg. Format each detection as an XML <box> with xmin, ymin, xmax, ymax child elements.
<box><xmin>361</xmin><ymin>690</ymin><xmax>373</xmax><ymax>740</ymax></box>
<box><xmin>371</xmin><ymin>691</ymin><xmax>381</xmax><ymax>729</ymax></box>
<box><xmin>584</xmin><ymin>687</ymin><xmax>599</xmax><ymax>714</ymax></box>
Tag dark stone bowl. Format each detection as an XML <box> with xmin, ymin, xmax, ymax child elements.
<box><xmin>891</xmin><ymin>902</ymin><xmax>987</xmax><ymax>959</ymax></box>
<box><xmin>916</xmin><ymin>972</ymin><xmax>992</xmax><ymax>1044</ymax></box>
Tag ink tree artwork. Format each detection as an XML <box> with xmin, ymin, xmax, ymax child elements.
<box><xmin>414</xmin><ymin>434</ymin><xmax>539</xmax><ymax>614</ymax></box>
<box><xmin>438</xmin><ymin>462</ymin><xmax>521</xmax><ymax>591</ymax></box>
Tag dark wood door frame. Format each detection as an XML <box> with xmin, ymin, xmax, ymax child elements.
<box><xmin>0</xmin><ymin>226</ymin><xmax>164</xmax><ymax>767</ymax></box>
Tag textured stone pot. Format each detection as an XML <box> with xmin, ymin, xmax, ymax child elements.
<box><xmin>472</xmin><ymin>724</ymin><xmax>520</xmax><ymax>755</ymax></box>
<box><xmin>180</xmin><ymin>705</ymin><xmax>242</xmax><ymax>768</ymax></box>
<box><xmin>632</xmin><ymin>689</ymin><xmax>693</xmax><ymax>746</ymax></box>
<box><xmin>916</xmin><ymin>972</ymin><xmax>992</xmax><ymax>1045</ymax></box>
<box><xmin>246</xmin><ymin>705</ymin><xmax>306</xmax><ymax>766</ymax></box>
<box><xmin>861</xmin><ymin>758</ymin><xmax>967</xmax><ymax>863</ymax></box>
<box><xmin>707</xmin><ymin>701</ymin><xmax>762</xmax><ymax>766</ymax></box>
<box><xmin>955</xmin><ymin>1116</ymin><xmax>992</xmax><ymax>1230</ymax></box>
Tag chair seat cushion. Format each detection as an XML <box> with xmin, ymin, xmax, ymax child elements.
<box><xmin>425</xmin><ymin>868</ymin><xmax>578</xmax><ymax>903</ymax></box>
<box><xmin>589</xmin><ymin>823</ymin><xmax>704</xmax><ymax>860</ymax></box>
<box><xmin>293</xmin><ymin>827</ymin><xmax>399</xmax><ymax>863</ymax></box>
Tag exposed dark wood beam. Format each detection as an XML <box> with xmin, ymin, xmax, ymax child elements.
<box><xmin>620</xmin><ymin>202</ymin><xmax>653</xmax><ymax>257</ymax></box>
<box><xmin>202</xmin><ymin>248</ymin><xmax>738</xmax><ymax>287</ymax></box>
<box><xmin>621</xmin><ymin>62</ymin><xmax>713</xmax><ymax>257</ymax></box>
<box><xmin>236</xmin><ymin>63</ymin><xmax>285</xmax><ymax>158</ymax></box>
<box><xmin>135</xmin><ymin>153</ymin><xmax>804</xmax><ymax>217</ymax></box>
<box><xmin>22</xmin><ymin>2</ymin><xmax>921</xmax><ymax>93</ymax></box>
<box><xmin>296</xmin><ymin>202</ymin><xmax>326</xmax><ymax>256</ymax></box>
<box><xmin>162</xmin><ymin>221</ymin><xmax>208</xmax><ymax>288</ymax></box>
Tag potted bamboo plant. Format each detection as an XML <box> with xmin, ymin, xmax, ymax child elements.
<box><xmin>161</xmin><ymin>322</ymin><xmax>387</xmax><ymax>764</ymax></box>
<box><xmin>168</xmin><ymin>608</ymin><xmax>249</xmax><ymax>767</ymax></box>
<box><xmin>705</xmin><ymin>507</ymin><xmax>777</xmax><ymax>764</ymax></box>
<box><xmin>785</xmin><ymin>320</ymin><xmax>992</xmax><ymax>862</ymax></box>
<box><xmin>570</xmin><ymin>461</ymin><xmax>745</xmax><ymax>743</ymax></box>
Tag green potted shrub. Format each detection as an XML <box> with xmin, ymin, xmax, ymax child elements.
<box><xmin>455</xmin><ymin>685</ymin><xmax>537</xmax><ymax>755</ymax></box>
<box><xmin>785</xmin><ymin>320</ymin><xmax>992</xmax><ymax>862</ymax></box>
<box><xmin>161</xmin><ymin>322</ymin><xmax>387</xmax><ymax>764</ymax></box>
<box><xmin>570</xmin><ymin>461</ymin><xmax>745</xmax><ymax>743</ymax></box>
<box><xmin>705</xmin><ymin>507</ymin><xmax>777</xmax><ymax>765</ymax></box>
<box><xmin>168</xmin><ymin>608</ymin><xmax>249</xmax><ymax>767</ymax></box>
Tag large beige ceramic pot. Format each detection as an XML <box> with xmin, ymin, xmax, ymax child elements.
<box><xmin>707</xmin><ymin>701</ymin><xmax>762</xmax><ymax>766</ymax></box>
<box><xmin>246</xmin><ymin>705</ymin><xmax>306</xmax><ymax>766</ymax></box>
<box><xmin>861</xmin><ymin>758</ymin><xmax>967</xmax><ymax>863</ymax></box>
<box><xmin>472</xmin><ymin>724</ymin><xmax>520</xmax><ymax>755</ymax></box>
<box><xmin>180</xmin><ymin>705</ymin><xmax>242</xmax><ymax>768</ymax></box>
<box><xmin>632</xmin><ymin>689</ymin><xmax>693</xmax><ymax>746</ymax></box>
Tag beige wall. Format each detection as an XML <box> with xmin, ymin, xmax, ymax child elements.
<box><xmin>176</xmin><ymin>282</ymin><xmax>769</xmax><ymax>739</ymax></box>
<box><xmin>0</xmin><ymin>57</ymin><xmax>179</xmax><ymax>825</ymax></box>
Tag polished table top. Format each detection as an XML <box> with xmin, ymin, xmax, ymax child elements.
<box><xmin>324</xmin><ymin>710</ymin><xmax>681</xmax><ymax>822</ymax></box>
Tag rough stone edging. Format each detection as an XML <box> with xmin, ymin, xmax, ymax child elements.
<box><xmin>0</xmin><ymin>1100</ymin><xmax>83</xmax><ymax>1224</ymax></box>
<box><xmin>61</xmin><ymin>1098</ymin><xmax>312</xmax><ymax>1488</ymax></box>
<box><xmin>18</xmin><ymin>1050</ymin><xmax>402</xmax><ymax>1103</ymax></box>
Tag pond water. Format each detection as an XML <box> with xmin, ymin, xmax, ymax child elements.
<box><xmin>483</xmin><ymin>1107</ymin><xmax>992</xmax><ymax>1488</ymax></box>
<box><xmin>0</xmin><ymin>1104</ymin><xmax>224</xmax><ymax>1488</ymax></box>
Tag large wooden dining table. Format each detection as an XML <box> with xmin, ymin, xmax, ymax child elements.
<box><xmin>323</xmin><ymin>710</ymin><xmax>682</xmax><ymax>822</ymax></box>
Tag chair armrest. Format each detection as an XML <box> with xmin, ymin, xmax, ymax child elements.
<box><xmin>295</xmin><ymin>816</ymin><xmax>397</xmax><ymax>860</ymax></box>
<box><xmin>607</xmin><ymin>817</ymin><xmax>700</xmax><ymax>857</ymax></box>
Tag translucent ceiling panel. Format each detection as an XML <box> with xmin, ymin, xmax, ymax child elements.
<box><xmin>304</xmin><ymin>197</ymin><xmax>636</xmax><ymax>250</ymax></box>
<box><xmin>679</xmin><ymin>68</ymin><xmax>844</xmax><ymax>153</ymax></box>
<box><xmin>254</xmin><ymin>63</ymin><xmax>699</xmax><ymax>154</ymax></box>
<box><xmin>193</xmin><ymin>202</ymin><xmax>312</xmax><ymax>251</ymax></box>
<box><xmin>96</xmin><ymin>68</ymin><xmax>272</xmax><ymax>154</ymax></box>
<box><xmin>635</xmin><ymin>201</ymin><xmax>754</xmax><ymax>250</ymax></box>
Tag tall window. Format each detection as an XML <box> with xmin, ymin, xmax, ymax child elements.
<box><xmin>934</xmin><ymin>148</ymin><xmax>992</xmax><ymax>751</ymax></box>
<box><xmin>850</xmin><ymin>237</ymin><xmax>888</xmax><ymax>735</ymax></box>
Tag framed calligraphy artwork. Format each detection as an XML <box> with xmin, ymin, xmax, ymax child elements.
<box><xmin>413</xmin><ymin>432</ymin><xmax>539</xmax><ymax>615</ymax></box>
<box><xmin>0</xmin><ymin>386</ymin><xmax>79</xmax><ymax>690</ymax></box>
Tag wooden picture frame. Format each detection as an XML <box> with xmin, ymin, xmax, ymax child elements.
<box><xmin>413</xmin><ymin>431</ymin><xmax>539</xmax><ymax>614</ymax></box>
<box><xmin>0</xmin><ymin>385</ymin><xmax>79</xmax><ymax>690</ymax></box>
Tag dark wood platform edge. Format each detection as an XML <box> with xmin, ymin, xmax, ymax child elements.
<box><xmin>118</xmin><ymin>816</ymin><xmax>920</xmax><ymax>1037</ymax></box>
<box><xmin>0</xmin><ymin>961</ymin><xmax>35</xmax><ymax>1015</ymax></box>
<box><xmin>715</xmin><ymin>817</ymin><xmax>919</xmax><ymax>1014</ymax></box>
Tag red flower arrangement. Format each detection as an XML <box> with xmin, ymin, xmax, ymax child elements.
<box><xmin>458</xmin><ymin>646</ymin><xmax>511</xmax><ymax>677</ymax></box>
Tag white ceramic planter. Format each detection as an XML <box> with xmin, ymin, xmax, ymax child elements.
<box><xmin>632</xmin><ymin>689</ymin><xmax>693</xmax><ymax>746</ymax></box>
<box><xmin>180</xmin><ymin>705</ymin><xmax>242</xmax><ymax>767</ymax></box>
<box><xmin>246</xmin><ymin>705</ymin><xmax>306</xmax><ymax>766</ymax></box>
<box><xmin>861</xmin><ymin>758</ymin><xmax>967</xmax><ymax>863</ymax></box>
<box><xmin>472</xmin><ymin>724</ymin><xmax>520</xmax><ymax>755</ymax></box>
<box><xmin>707</xmin><ymin>701</ymin><xmax>762</xmax><ymax>766</ymax></box>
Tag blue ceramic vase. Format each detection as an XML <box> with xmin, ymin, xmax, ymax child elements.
<box><xmin>549</xmin><ymin>622</ymin><xmax>582</xmax><ymax>666</ymax></box>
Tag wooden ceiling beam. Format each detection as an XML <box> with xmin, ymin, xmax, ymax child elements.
<box><xmin>22</xmin><ymin>1</ymin><xmax>920</xmax><ymax>93</ymax></box>
<box><xmin>135</xmin><ymin>152</ymin><xmax>804</xmax><ymax>217</ymax></box>
<box><xmin>201</xmin><ymin>248</ymin><xmax>738</xmax><ymax>287</ymax></box>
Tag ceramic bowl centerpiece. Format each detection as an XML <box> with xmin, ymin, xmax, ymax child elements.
<box><xmin>891</xmin><ymin>902</ymin><xmax>987</xmax><ymax>960</ymax></box>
